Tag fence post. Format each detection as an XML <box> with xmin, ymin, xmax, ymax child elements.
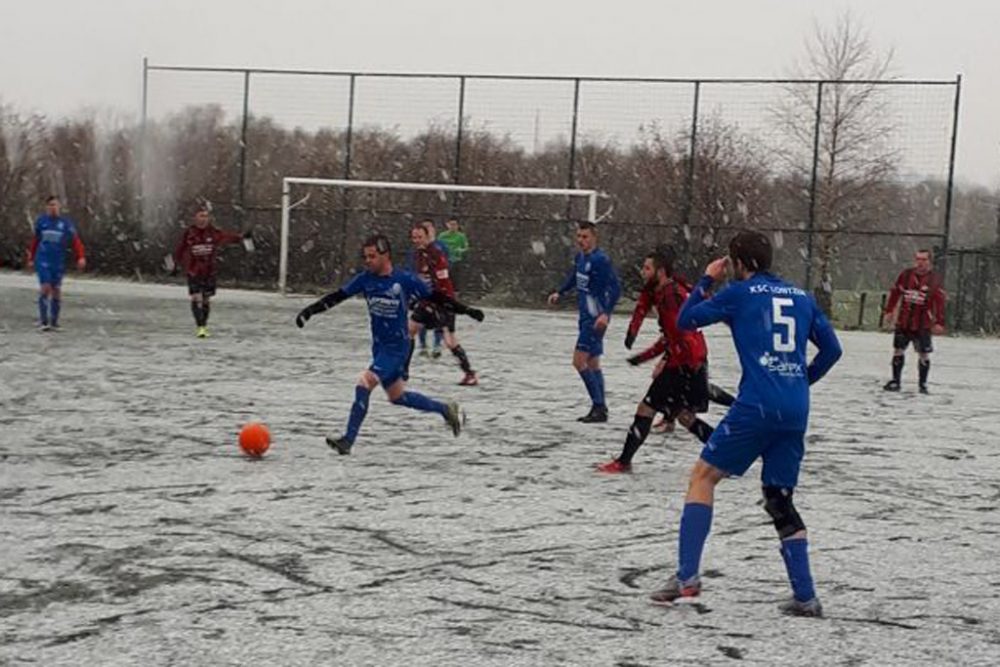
<box><xmin>338</xmin><ymin>74</ymin><xmax>357</xmax><ymax>280</ymax></box>
<box><xmin>139</xmin><ymin>57</ymin><xmax>148</xmax><ymax>226</ymax></box>
<box><xmin>565</xmin><ymin>78</ymin><xmax>581</xmax><ymax>220</ymax></box>
<box><xmin>681</xmin><ymin>80</ymin><xmax>700</xmax><ymax>229</ymax></box>
<box><xmin>857</xmin><ymin>291</ymin><xmax>867</xmax><ymax>329</ymax></box>
<box><xmin>954</xmin><ymin>250</ymin><xmax>966</xmax><ymax>330</ymax></box>
<box><xmin>452</xmin><ymin>76</ymin><xmax>466</xmax><ymax>218</ymax></box>
<box><xmin>804</xmin><ymin>82</ymin><xmax>824</xmax><ymax>292</ymax></box>
<box><xmin>940</xmin><ymin>74</ymin><xmax>962</xmax><ymax>279</ymax></box>
<box><xmin>236</xmin><ymin>70</ymin><xmax>251</xmax><ymax>228</ymax></box>
<box><xmin>878</xmin><ymin>293</ymin><xmax>887</xmax><ymax>329</ymax></box>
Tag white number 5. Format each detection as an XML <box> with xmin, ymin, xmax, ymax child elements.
<box><xmin>772</xmin><ymin>297</ymin><xmax>796</xmax><ymax>352</ymax></box>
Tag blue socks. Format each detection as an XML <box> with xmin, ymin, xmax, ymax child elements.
<box><xmin>592</xmin><ymin>369</ymin><xmax>606</xmax><ymax>407</ymax></box>
<box><xmin>676</xmin><ymin>502</ymin><xmax>713</xmax><ymax>582</ymax></box>
<box><xmin>50</xmin><ymin>298</ymin><xmax>61</xmax><ymax>326</ymax></box>
<box><xmin>433</xmin><ymin>329</ymin><xmax>444</xmax><ymax>349</ymax></box>
<box><xmin>578</xmin><ymin>369</ymin><xmax>605</xmax><ymax>407</ymax></box>
<box><xmin>38</xmin><ymin>295</ymin><xmax>49</xmax><ymax>325</ymax></box>
<box><xmin>392</xmin><ymin>391</ymin><xmax>447</xmax><ymax>417</ymax></box>
<box><xmin>780</xmin><ymin>538</ymin><xmax>817</xmax><ymax>602</ymax></box>
<box><xmin>345</xmin><ymin>385</ymin><xmax>371</xmax><ymax>444</ymax></box>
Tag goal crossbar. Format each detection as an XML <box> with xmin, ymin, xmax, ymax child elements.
<box><xmin>278</xmin><ymin>177</ymin><xmax>600</xmax><ymax>293</ymax></box>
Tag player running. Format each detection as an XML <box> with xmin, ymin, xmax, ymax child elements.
<box><xmin>172</xmin><ymin>205</ymin><xmax>252</xmax><ymax>338</ymax></box>
<box><xmin>408</xmin><ymin>223</ymin><xmax>482</xmax><ymax>386</ymax></box>
<box><xmin>881</xmin><ymin>249</ymin><xmax>946</xmax><ymax>394</ymax></box>
<box><xmin>649</xmin><ymin>231</ymin><xmax>842</xmax><ymax>617</ymax></box>
<box><xmin>596</xmin><ymin>250</ymin><xmax>727</xmax><ymax>473</ymax></box>
<box><xmin>27</xmin><ymin>196</ymin><xmax>86</xmax><ymax>331</ymax></box>
<box><xmin>623</xmin><ymin>245</ymin><xmax>735</xmax><ymax>437</ymax></box>
<box><xmin>547</xmin><ymin>221</ymin><xmax>621</xmax><ymax>423</ymax></box>
<box><xmin>294</xmin><ymin>234</ymin><xmax>482</xmax><ymax>455</ymax></box>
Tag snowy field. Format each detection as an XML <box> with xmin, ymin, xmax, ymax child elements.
<box><xmin>2</xmin><ymin>271</ymin><xmax>999</xmax><ymax>666</ymax></box>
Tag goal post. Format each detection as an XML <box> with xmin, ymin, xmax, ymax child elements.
<box><xmin>278</xmin><ymin>177</ymin><xmax>600</xmax><ymax>293</ymax></box>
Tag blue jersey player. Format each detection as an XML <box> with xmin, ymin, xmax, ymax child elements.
<box><xmin>294</xmin><ymin>234</ymin><xmax>481</xmax><ymax>455</ymax></box>
<box><xmin>649</xmin><ymin>231</ymin><xmax>842</xmax><ymax>617</ymax></box>
<box><xmin>547</xmin><ymin>222</ymin><xmax>621</xmax><ymax>423</ymax></box>
<box><xmin>27</xmin><ymin>196</ymin><xmax>86</xmax><ymax>331</ymax></box>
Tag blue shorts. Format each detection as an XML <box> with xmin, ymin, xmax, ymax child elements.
<box><xmin>575</xmin><ymin>319</ymin><xmax>605</xmax><ymax>357</ymax></box>
<box><xmin>700</xmin><ymin>404</ymin><xmax>806</xmax><ymax>488</ymax></box>
<box><xmin>369</xmin><ymin>344</ymin><xmax>409</xmax><ymax>388</ymax></box>
<box><xmin>36</xmin><ymin>262</ymin><xmax>65</xmax><ymax>287</ymax></box>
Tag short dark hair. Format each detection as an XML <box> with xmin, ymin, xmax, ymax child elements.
<box><xmin>362</xmin><ymin>233</ymin><xmax>391</xmax><ymax>255</ymax></box>
<box><xmin>577</xmin><ymin>221</ymin><xmax>597</xmax><ymax>233</ymax></box>
<box><xmin>915</xmin><ymin>248</ymin><xmax>933</xmax><ymax>258</ymax></box>
<box><xmin>45</xmin><ymin>195</ymin><xmax>59</xmax><ymax>204</ymax></box>
<box><xmin>728</xmin><ymin>231</ymin><xmax>772</xmax><ymax>273</ymax></box>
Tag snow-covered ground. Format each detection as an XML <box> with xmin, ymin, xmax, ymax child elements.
<box><xmin>2</xmin><ymin>272</ymin><xmax>999</xmax><ymax>666</ymax></box>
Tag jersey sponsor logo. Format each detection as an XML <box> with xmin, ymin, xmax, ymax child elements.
<box><xmin>368</xmin><ymin>294</ymin><xmax>402</xmax><ymax>318</ymax></box>
<box><xmin>191</xmin><ymin>243</ymin><xmax>214</xmax><ymax>256</ymax></box>
<box><xmin>902</xmin><ymin>288</ymin><xmax>928</xmax><ymax>305</ymax></box>
<box><xmin>758</xmin><ymin>352</ymin><xmax>805</xmax><ymax>378</ymax></box>
<box><xmin>41</xmin><ymin>229</ymin><xmax>65</xmax><ymax>243</ymax></box>
<box><xmin>391</xmin><ymin>282</ymin><xmax>402</xmax><ymax>295</ymax></box>
<box><xmin>749</xmin><ymin>283</ymin><xmax>806</xmax><ymax>297</ymax></box>
<box><xmin>576</xmin><ymin>271</ymin><xmax>590</xmax><ymax>292</ymax></box>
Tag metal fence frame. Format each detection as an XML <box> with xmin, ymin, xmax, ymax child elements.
<box><xmin>139</xmin><ymin>59</ymin><xmax>962</xmax><ymax>291</ymax></box>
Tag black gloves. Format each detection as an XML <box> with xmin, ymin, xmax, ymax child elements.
<box><xmin>295</xmin><ymin>289</ymin><xmax>349</xmax><ymax>328</ymax></box>
<box><xmin>624</xmin><ymin>331</ymin><xmax>636</xmax><ymax>350</ymax></box>
<box><xmin>627</xmin><ymin>354</ymin><xmax>642</xmax><ymax>366</ymax></box>
<box><xmin>295</xmin><ymin>308</ymin><xmax>312</xmax><ymax>328</ymax></box>
<box><xmin>468</xmin><ymin>307</ymin><xmax>485</xmax><ymax>322</ymax></box>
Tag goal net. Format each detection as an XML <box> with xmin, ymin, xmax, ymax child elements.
<box><xmin>278</xmin><ymin>177</ymin><xmax>601</xmax><ymax>294</ymax></box>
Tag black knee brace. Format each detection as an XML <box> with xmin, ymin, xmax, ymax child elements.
<box><xmin>762</xmin><ymin>486</ymin><xmax>806</xmax><ymax>539</ymax></box>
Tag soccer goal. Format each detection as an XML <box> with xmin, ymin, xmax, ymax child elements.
<box><xmin>278</xmin><ymin>177</ymin><xmax>601</xmax><ymax>293</ymax></box>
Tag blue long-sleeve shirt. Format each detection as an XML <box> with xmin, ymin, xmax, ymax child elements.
<box><xmin>557</xmin><ymin>248</ymin><xmax>621</xmax><ymax>320</ymax></box>
<box><xmin>678</xmin><ymin>272</ymin><xmax>842</xmax><ymax>427</ymax></box>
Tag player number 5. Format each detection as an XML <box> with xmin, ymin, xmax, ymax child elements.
<box><xmin>772</xmin><ymin>297</ymin><xmax>796</xmax><ymax>352</ymax></box>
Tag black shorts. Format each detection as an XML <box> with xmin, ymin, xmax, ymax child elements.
<box><xmin>411</xmin><ymin>302</ymin><xmax>456</xmax><ymax>333</ymax></box>
<box><xmin>187</xmin><ymin>275</ymin><xmax>217</xmax><ymax>297</ymax></box>
<box><xmin>642</xmin><ymin>364</ymin><xmax>710</xmax><ymax>415</ymax></box>
<box><xmin>893</xmin><ymin>330</ymin><xmax>933</xmax><ymax>354</ymax></box>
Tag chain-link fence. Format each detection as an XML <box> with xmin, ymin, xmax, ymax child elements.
<box><xmin>138</xmin><ymin>63</ymin><xmax>964</xmax><ymax>319</ymax></box>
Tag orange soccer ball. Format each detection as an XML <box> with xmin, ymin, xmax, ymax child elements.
<box><xmin>239</xmin><ymin>422</ymin><xmax>271</xmax><ymax>458</ymax></box>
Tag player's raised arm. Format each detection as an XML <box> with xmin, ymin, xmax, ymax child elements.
<box><xmin>295</xmin><ymin>273</ymin><xmax>365</xmax><ymax>328</ymax></box>
<box><xmin>806</xmin><ymin>303</ymin><xmax>842</xmax><ymax>385</ymax></box>
<box><xmin>677</xmin><ymin>263</ymin><xmax>738</xmax><ymax>330</ymax></box>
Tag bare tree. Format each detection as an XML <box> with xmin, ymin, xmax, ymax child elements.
<box><xmin>775</xmin><ymin>11</ymin><xmax>900</xmax><ymax>309</ymax></box>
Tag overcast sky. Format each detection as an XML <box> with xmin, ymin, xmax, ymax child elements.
<box><xmin>1</xmin><ymin>0</ymin><xmax>997</xmax><ymax>186</ymax></box>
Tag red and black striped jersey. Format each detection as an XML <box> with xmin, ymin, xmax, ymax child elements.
<box><xmin>413</xmin><ymin>244</ymin><xmax>455</xmax><ymax>298</ymax></box>
<box><xmin>628</xmin><ymin>278</ymin><xmax>707</xmax><ymax>369</ymax></box>
<box><xmin>885</xmin><ymin>268</ymin><xmax>946</xmax><ymax>332</ymax></box>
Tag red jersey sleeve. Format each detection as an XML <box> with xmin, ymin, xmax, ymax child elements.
<box><xmin>28</xmin><ymin>236</ymin><xmax>39</xmax><ymax>262</ymax></box>
<box><xmin>627</xmin><ymin>288</ymin><xmax>653</xmax><ymax>338</ymax></box>
<box><xmin>634</xmin><ymin>336</ymin><xmax>668</xmax><ymax>363</ymax></box>
<box><xmin>884</xmin><ymin>270</ymin><xmax>908</xmax><ymax>314</ymax></box>
<box><xmin>174</xmin><ymin>229</ymin><xmax>191</xmax><ymax>267</ymax></box>
<box><xmin>72</xmin><ymin>235</ymin><xmax>85</xmax><ymax>260</ymax></box>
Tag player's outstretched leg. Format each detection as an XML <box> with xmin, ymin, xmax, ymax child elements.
<box><xmin>327</xmin><ymin>384</ymin><xmax>372</xmax><ymax>455</ymax></box>
<box><xmin>677</xmin><ymin>410</ymin><xmax>714</xmax><ymax>444</ymax></box>
<box><xmin>386</xmin><ymin>379</ymin><xmax>461</xmax><ymax>437</ymax></box>
<box><xmin>596</xmin><ymin>407</ymin><xmax>653</xmax><ymax>474</ymax></box>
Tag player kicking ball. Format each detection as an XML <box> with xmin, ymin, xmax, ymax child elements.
<box><xmin>294</xmin><ymin>234</ymin><xmax>479</xmax><ymax>455</ymax></box>
<box><xmin>649</xmin><ymin>231</ymin><xmax>842</xmax><ymax>617</ymax></box>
